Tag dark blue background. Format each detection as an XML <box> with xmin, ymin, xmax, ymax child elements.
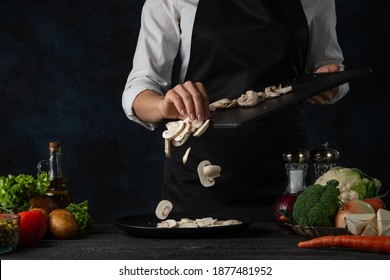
<box><xmin>1</xmin><ymin>0</ymin><xmax>389</xmax><ymax>223</ymax></box>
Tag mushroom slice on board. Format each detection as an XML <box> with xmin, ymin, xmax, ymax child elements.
<box><xmin>237</xmin><ymin>90</ymin><xmax>260</xmax><ymax>107</ymax></box>
<box><xmin>197</xmin><ymin>160</ymin><xmax>221</xmax><ymax>187</ymax></box>
<box><xmin>273</xmin><ymin>84</ymin><xmax>292</xmax><ymax>94</ymax></box>
<box><xmin>155</xmin><ymin>200</ymin><xmax>173</xmax><ymax>220</ymax></box>
<box><xmin>209</xmin><ymin>98</ymin><xmax>235</xmax><ymax>111</ymax></box>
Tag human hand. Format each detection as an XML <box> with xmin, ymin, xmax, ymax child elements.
<box><xmin>159</xmin><ymin>81</ymin><xmax>210</xmax><ymax>121</ymax></box>
<box><xmin>306</xmin><ymin>64</ymin><xmax>341</xmax><ymax>105</ymax></box>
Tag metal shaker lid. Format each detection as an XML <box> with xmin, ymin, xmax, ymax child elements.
<box><xmin>310</xmin><ymin>142</ymin><xmax>340</xmax><ymax>164</ymax></box>
<box><xmin>283</xmin><ymin>147</ymin><xmax>310</xmax><ymax>163</ymax></box>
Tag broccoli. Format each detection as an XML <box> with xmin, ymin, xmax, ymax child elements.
<box><xmin>292</xmin><ymin>180</ymin><xmax>341</xmax><ymax>227</ymax></box>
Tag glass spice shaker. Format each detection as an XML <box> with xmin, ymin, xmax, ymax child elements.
<box><xmin>310</xmin><ymin>142</ymin><xmax>340</xmax><ymax>179</ymax></box>
<box><xmin>37</xmin><ymin>141</ymin><xmax>72</xmax><ymax>208</ymax></box>
<box><xmin>272</xmin><ymin>147</ymin><xmax>310</xmax><ymax>233</ymax></box>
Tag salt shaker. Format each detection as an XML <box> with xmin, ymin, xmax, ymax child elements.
<box><xmin>272</xmin><ymin>147</ymin><xmax>309</xmax><ymax>233</ymax></box>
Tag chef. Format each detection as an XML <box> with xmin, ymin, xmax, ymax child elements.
<box><xmin>122</xmin><ymin>0</ymin><xmax>349</xmax><ymax>221</ymax></box>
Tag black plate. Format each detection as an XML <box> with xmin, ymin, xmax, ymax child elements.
<box><xmin>211</xmin><ymin>68</ymin><xmax>372</xmax><ymax>128</ymax></box>
<box><xmin>115</xmin><ymin>213</ymin><xmax>252</xmax><ymax>238</ymax></box>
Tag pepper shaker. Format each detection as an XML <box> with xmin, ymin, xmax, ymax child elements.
<box><xmin>310</xmin><ymin>142</ymin><xmax>340</xmax><ymax>179</ymax></box>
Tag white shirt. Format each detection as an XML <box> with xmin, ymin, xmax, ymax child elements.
<box><xmin>123</xmin><ymin>0</ymin><xmax>349</xmax><ymax>130</ymax></box>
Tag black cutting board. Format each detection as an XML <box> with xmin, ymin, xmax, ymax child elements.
<box><xmin>210</xmin><ymin>68</ymin><xmax>372</xmax><ymax>129</ymax></box>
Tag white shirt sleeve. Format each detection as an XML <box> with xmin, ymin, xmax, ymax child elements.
<box><xmin>122</xmin><ymin>0</ymin><xmax>181</xmax><ymax>130</ymax></box>
<box><xmin>302</xmin><ymin>0</ymin><xmax>349</xmax><ymax>103</ymax></box>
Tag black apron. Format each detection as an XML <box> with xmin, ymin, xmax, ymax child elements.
<box><xmin>163</xmin><ymin>0</ymin><xmax>309</xmax><ymax>222</ymax></box>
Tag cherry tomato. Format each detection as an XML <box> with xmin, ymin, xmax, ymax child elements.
<box><xmin>17</xmin><ymin>209</ymin><xmax>47</xmax><ymax>247</ymax></box>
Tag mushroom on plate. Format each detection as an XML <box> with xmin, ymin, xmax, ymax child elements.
<box><xmin>156</xmin><ymin>219</ymin><xmax>177</xmax><ymax>228</ymax></box>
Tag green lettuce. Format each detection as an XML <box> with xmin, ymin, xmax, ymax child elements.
<box><xmin>0</xmin><ymin>172</ymin><xmax>50</xmax><ymax>213</ymax></box>
<box><xmin>66</xmin><ymin>200</ymin><xmax>93</xmax><ymax>236</ymax></box>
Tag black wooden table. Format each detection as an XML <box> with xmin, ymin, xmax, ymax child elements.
<box><xmin>1</xmin><ymin>223</ymin><xmax>389</xmax><ymax>260</ymax></box>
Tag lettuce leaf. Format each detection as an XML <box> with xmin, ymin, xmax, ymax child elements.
<box><xmin>66</xmin><ymin>200</ymin><xmax>93</xmax><ymax>236</ymax></box>
<box><xmin>0</xmin><ymin>172</ymin><xmax>50</xmax><ymax>213</ymax></box>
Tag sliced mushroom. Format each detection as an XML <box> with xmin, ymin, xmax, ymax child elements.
<box><xmin>162</xmin><ymin>120</ymin><xmax>185</xmax><ymax>140</ymax></box>
<box><xmin>192</xmin><ymin>119</ymin><xmax>210</xmax><ymax>137</ymax></box>
<box><xmin>237</xmin><ymin>90</ymin><xmax>260</xmax><ymax>107</ymax></box>
<box><xmin>173</xmin><ymin>120</ymin><xmax>191</xmax><ymax>142</ymax></box>
<box><xmin>222</xmin><ymin>219</ymin><xmax>243</xmax><ymax>226</ymax></box>
<box><xmin>195</xmin><ymin>217</ymin><xmax>217</xmax><ymax>227</ymax></box>
<box><xmin>209</xmin><ymin>98</ymin><xmax>237</xmax><ymax>111</ymax></box>
<box><xmin>274</xmin><ymin>84</ymin><xmax>292</xmax><ymax>94</ymax></box>
<box><xmin>164</xmin><ymin>139</ymin><xmax>171</xmax><ymax>158</ymax></box>
<box><xmin>172</xmin><ymin>131</ymin><xmax>191</xmax><ymax>146</ymax></box>
<box><xmin>154</xmin><ymin>216</ymin><xmax>243</xmax><ymax>228</ymax></box>
<box><xmin>177</xmin><ymin>218</ymin><xmax>198</xmax><ymax>228</ymax></box>
<box><xmin>156</xmin><ymin>219</ymin><xmax>177</xmax><ymax>228</ymax></box>
<box><xmin>197</xmin><ymin>160</ymin><xmax>221</xmax><ymax>187</ymax></box>
<box><xmin>178</xmin><ymin>222</ymin><xmax>199</xmax><ymax>228</ymax></box>
<box><xmin>155</xmin><ymin>200</ymin><xmax>173</xmax><ymax>220</ymax></box>
<box><xmin>182</xmin><ymin>147</ymin><xmax>191</xmax><ymax>164</ymax></box>
<box><xmin>189</xmin><ymin>119</ymin><xmax>204</xmax><ymax>132</ymax></box>
<box><xmin>263</xmin><ymin>86</ymin><xmax>281</xmax><ymax>98</ymax></box>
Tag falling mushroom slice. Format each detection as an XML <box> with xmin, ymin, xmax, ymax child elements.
<box><xmin>164</xmin><ymin>139</ymin><xmax>171</xmax><ymax>158</ymax></box>
<box><xmin>155</xmin><ymin>200</ymin><xmax>173</xmax><ymax>220</ymax></box>
<box><xmin>197</xmin><ymin>160</ymin><xmax>221</xmax><ymax>187</ymax></box>
<box><xmin>182</xmin><ymin>147</ymin><xmax>191</xmax><ymax>164</ymax></box>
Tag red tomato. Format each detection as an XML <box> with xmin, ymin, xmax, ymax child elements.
<box><xmin>17</xmin><ymin>209</ymin><xmax>48</xmax><ymax>247</ymax></box>
<box><xmin>363</xmin><ymin>198</ymin><xmax>386</xmax><ymax>213</ymax></box>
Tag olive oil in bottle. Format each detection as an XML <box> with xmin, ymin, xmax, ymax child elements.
<box><xmin>38</xmin><ymin>141</ymin><xmax>72</xmax><ymax>208</ymax></box>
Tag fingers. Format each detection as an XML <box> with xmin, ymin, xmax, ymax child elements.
<box><xmin>165</xmin><ymin>81</ymin><xmax>210</xmax><ymax>121</ymax></box>
<box><xmin>315</xmin><ymin>63</ymin><xmax>340</xmax><ymax>74</ymax></box>
<box><xmin>306</xmin><ymin>88</ymin><xmax>339</xmax><ymax>105</ymax></box>
<box><xmin>308</xmin><ymin>64</ymin><xmax>341</xmax><ymax>105</ymax></box>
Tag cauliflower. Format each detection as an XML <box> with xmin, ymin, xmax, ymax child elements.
<box><xmin>292</xmin><ymin>180</ymin><xmax>341</xmax><ymax>227</ymax></box>
<box><xmin>315</xmin><ymin>166</ymin><xmax>382</xmax><ymax>203</ymax></box>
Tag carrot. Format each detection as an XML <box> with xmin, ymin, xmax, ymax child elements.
<box><xmin>298</xmin><ymin>235</ymin><xmax>390</xmax><ymax>254</ymax></box>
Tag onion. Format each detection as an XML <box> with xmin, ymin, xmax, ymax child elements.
<box><xmin>272</xmin><ymin>194</ymin><xmax>298</xmax><ymax>233</ymax></box>
<box><xmin>335</xmin><ymin>200</ymin><xmax>375</xmax><ymax>228</ymax></box>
